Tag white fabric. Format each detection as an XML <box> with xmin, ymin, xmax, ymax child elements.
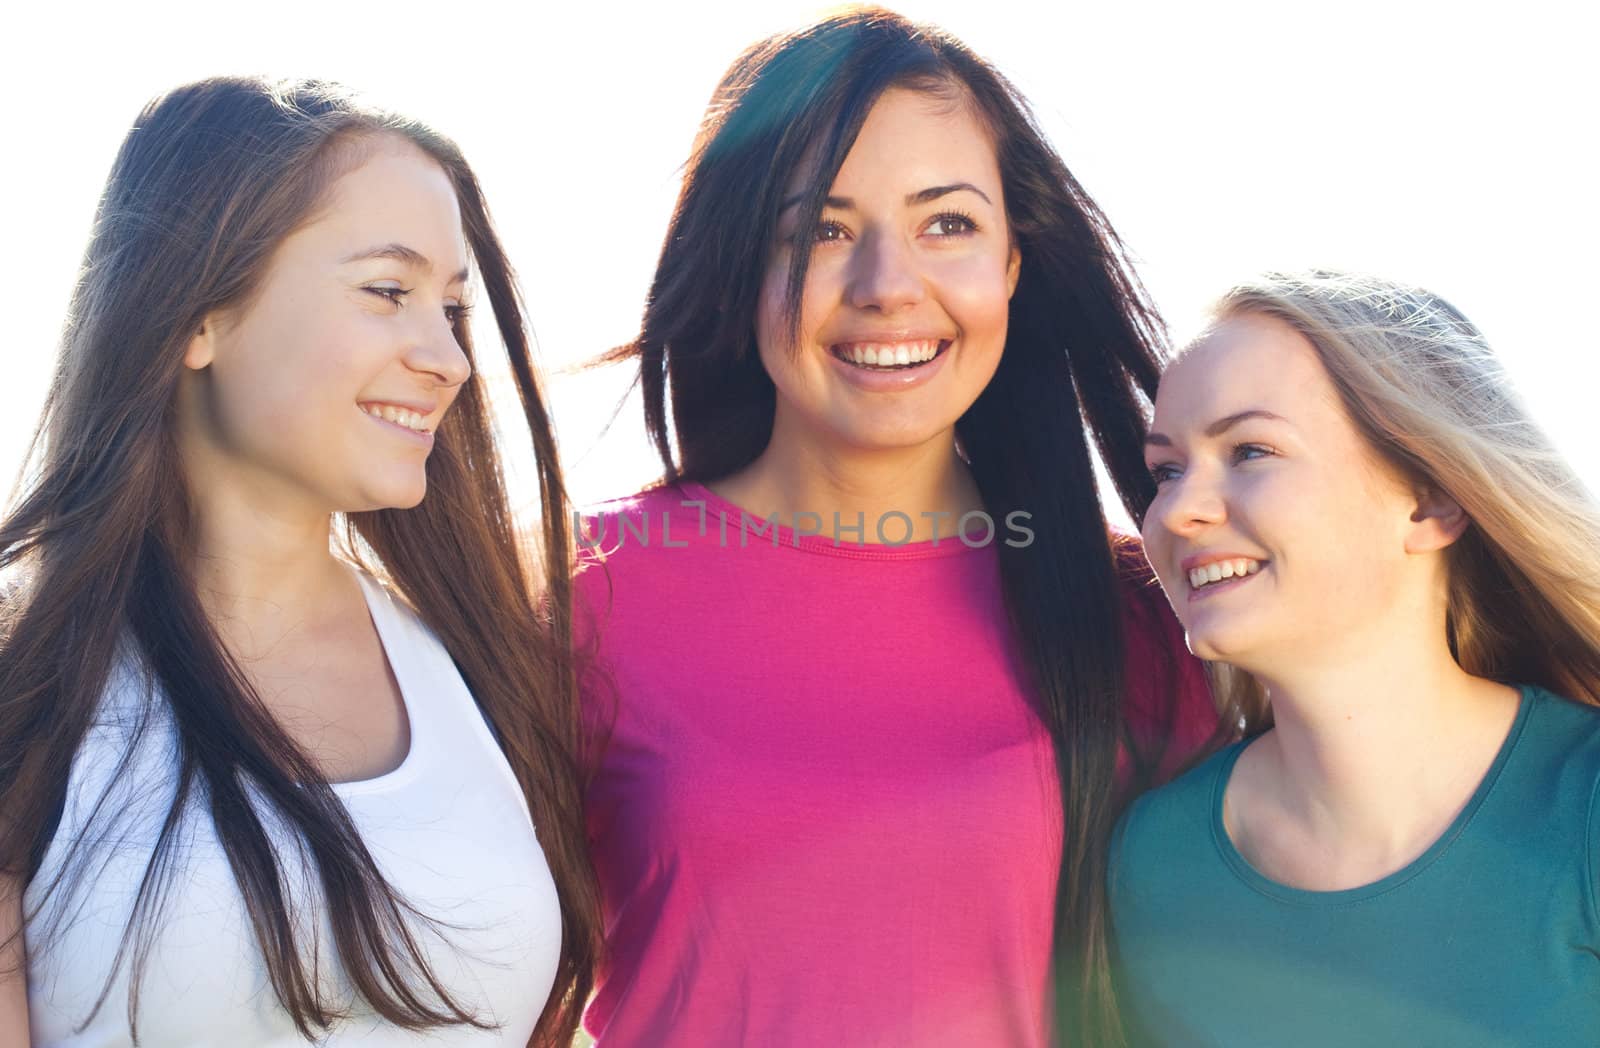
<box><xmin>25</xmin><ymin>572</ymin><xmax>561</xmax><ymax>1047</ymax></box>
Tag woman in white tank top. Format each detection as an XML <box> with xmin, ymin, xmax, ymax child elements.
<box><xmin>0</xmin><ymin>78</ymin><xmax>600</xmax><ymax>1046</ymax></box>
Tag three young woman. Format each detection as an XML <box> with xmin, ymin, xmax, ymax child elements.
<box><xmin>575</xmin><ymin>8</ymin><xmax>1222</xmax><ymax>1045</ymax></box>
<box><xmin>8</xmin><ymin>17</ymin><xmax>1588</xmax><ymax>1048</ymax></box>
<box><xmin>0</xmin><ymin>78</ymin><xmax>599</xmax><ymax>1045</ymax></box>
<box><xmin>1112</xmin><ymin>272</ymin><xmax>1600</xmax><ymax>1045</ymax></box>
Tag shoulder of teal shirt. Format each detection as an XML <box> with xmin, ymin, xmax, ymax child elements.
<box><xmin>1110</xmin><ymin>737</ymin><xmax>1246</xmax><ymax>898</ymax></box>
<box><xmin>1110</xmin><ymin>682</ymin><xmax>1600</xmax><ymax>905</ymax></box>
<box><xmin>1524</xmin><ymin>683</ymin><xmax>1600</xmax><ymax>936</ymax></box>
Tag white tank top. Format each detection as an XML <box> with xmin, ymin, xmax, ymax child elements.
<box><xmin>24</xmin><ymin>572</ymin><xmax>561</xmax><ymax>1047</ymax></box>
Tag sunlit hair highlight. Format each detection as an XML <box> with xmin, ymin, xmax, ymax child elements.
<box><xmin>1203</xmin><ymin>270</ymin><xmax>1600</xmax><ymax>733</ymax></box>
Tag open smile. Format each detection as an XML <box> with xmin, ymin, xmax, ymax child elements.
<box><xmin>829</xmin><ymin>338</ymin><xmax>950</xmax><ymax>371</ymax></box>
<box><xmin>1186</xmin><ymin>557</ymin><xmax>1268</xmax><ymax>602</ymax></box>
<box><xmin>358</xmin><ymin>401</ymin><xmax>436</xmax><ymax>446</ymax></box>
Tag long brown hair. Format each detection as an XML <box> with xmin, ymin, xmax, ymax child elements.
<box><xmin>1203</xmin><ymin>271</ymin><xmax>1600</xmax><ymax>733</ymax></box>
<box><xmin>0</xmin><ymin>77</ymin><xmax>599</xmax><ymax>1044</ymax></box>
<box><xmin>603</xmin><ymin>9</ymin><xmax>1216</xmax><ymax>1044</ymax></box>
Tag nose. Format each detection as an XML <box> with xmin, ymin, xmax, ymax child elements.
<box><xmin>1153</xmin><ymin>468</ymin><xmax>1227</xmax><ymax>539</ymax></box>
<box><xmin>406</xmin><ymin>314</ymin><xmax>473</xmax><ymax>389</ymax></box>
<box><xmin>845</xmin><ymin>228</ymin><xmax>924</xmax><ymax>313</ymax></box>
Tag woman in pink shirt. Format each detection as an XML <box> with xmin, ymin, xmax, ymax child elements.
<box><xmin>576</xmin><ymin>8</ymin><xmax>1225</xmax><ymax>1044</ymax></box>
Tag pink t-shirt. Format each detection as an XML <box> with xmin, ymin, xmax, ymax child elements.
<box><xmin>576</xmin><ymin>483</ymin><xmax>1219</xmax><ymax>1046</ymax></box>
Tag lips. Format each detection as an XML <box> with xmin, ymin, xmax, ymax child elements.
<box><xmin>358</xmin><ymin>401</ymin><xmax>437</xmax><ymax>435</ymax></box>
<box><xmin>830</xmin><ymin>338</ymin><xmax>951</xmax><ymax>371</ymax></box>
<box><xmin>1187</xmin><ymin>556</ymin><xmax>1265</xmax><ymax>591</ymax></box>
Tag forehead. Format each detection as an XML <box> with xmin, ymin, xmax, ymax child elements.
<box><xmin>1156</xmin><ymin>313</ymin><xmax>1341</xmax><ymax>427</ymax></box>
<box><xmin>295</xmin><ymin>139</ymin><xmax>468</xmax><ymax>266</ymax></box>
<box><xmin>822</xmin><ymin>86</ymin><xmax>1001</xmax><ymax>195</ymax></box>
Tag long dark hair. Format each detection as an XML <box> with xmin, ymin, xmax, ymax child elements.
<box><xmin>0</xmin><ymin>77</ymin><xmax>600</xmax><ymax>1045</ymax></box>
<box><xmin>604</xmin><ymin>9</ymin><xmax>1200</xmax><ymax>1044</ymax></box>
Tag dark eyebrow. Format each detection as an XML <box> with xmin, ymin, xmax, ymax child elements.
<box><xmin>342</xmin><ymin>242</ymin><xmax>469</xmax><ymax>284</ymax></box>
<box><xmin>907</xmin><ymin>182</ymin><xmax>992</xmax><ymax>206</ymax></box>
<box><xmin>777</xmin><ymin>183</ymin><xmax>994</xmax><ymax>214</ymax></box>
<box><xmin>1145</xmin><ymin>409</ymin><xmax>1289</xmax><ymax>448</ymax></box>
<box><xmin>779</xmin><ymin>194</ymin><xmax>852</xmax><ymax>213</ymax></box>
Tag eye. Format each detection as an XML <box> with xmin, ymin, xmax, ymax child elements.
<box><xmin>924</xmin><ymin>210</ymin><xmax>977</xmax><ymax>237</ymax></box>
<box><xmin>365</xmin><ymin>285</ymin><xmax>409</xmax><ymax>306</ymax></box>
<box><xmin>1231</xmin><ymin>443</ymin><xmax>1277</xmax><ymax>464</ymax></box>
<box><xmin>1147</xmin><ymin>461</ymin><xmax>1182</xmax><ymax>485</ymax></box>
<box><xmin>812</xmin><ymin>219</ymin><xmax>851</xmax><ymax>244</ymax></box>
<box><xmin>444</xmin><ymin>303</ymin><xmax>472</xmax><ymax>327</ymax></box>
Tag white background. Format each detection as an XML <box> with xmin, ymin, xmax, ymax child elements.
<box><xmin>4</xmin><ymin>0</ymin><xmax>1595</xmax><ymax>517</ymax></box>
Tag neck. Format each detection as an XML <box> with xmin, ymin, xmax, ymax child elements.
<box><xmin>712</xmin><ymin>422</ymin><xmax>981</xmax><ymax>543</ymax></box>
<box><xmin>1245</xmin><ymin>628</ymin><xmax>1519</xmax><ymax>859</ymax></box>
<box><xmin>185</xmin><ymin>466</ymin><xmax>348</xmax><ymax>662</ymax></box>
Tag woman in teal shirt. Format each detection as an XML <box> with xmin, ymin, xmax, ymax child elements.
<box><xmin>1113</xmin><ymin>271</ymin><xmax>1600</xmax><ymax>1046</ymax></box>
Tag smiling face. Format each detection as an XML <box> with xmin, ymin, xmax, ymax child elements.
<box><xmin>1141</xmin><ymin>312</ymin><xmax>1435</xmax><ymax>674</ymax></box>
<box><xmin>178</xmin><ymin>137</ymin><xmax>473</xmax><ymax>517</ymax></box>
<box><xmin>756</xmin><ymin>85</ymin><xmax>1021</xmax><ymax>456</ymax></box>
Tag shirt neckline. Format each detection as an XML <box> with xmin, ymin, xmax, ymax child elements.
<box><xmin>667</xmin><ymin>481</ymin><xmax>998</xmax><ymax>561</ymax></box>
<box><xmin>1208</xmin><ymin>683</ymin><xmax>1538</xmax><ymax>905</ymax></box>
<box><xmin>329</xmin><ymin>571</ymin><xmax>426</xmax><ymax>796</ymax></box>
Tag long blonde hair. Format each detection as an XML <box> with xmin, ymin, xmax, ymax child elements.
<box><xmin>1202</xmin><ymin>271</ymin><xmax>1600</xmax><ymax>734</ymax></box>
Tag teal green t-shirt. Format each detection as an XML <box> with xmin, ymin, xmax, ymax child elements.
<box><xmin>1110</xmin><ymin>685</ymin><xmax>1600</xmax><ymax>1047</ymax></box>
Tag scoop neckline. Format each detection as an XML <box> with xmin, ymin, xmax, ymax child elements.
<box><xmin>1208</xmin><ymin>684</ymin><xmax>1537</xmax><ymax>906</ymax></box>
<box><xmin>669</xmin><ymin>481</ymin><xmax>1000</xmax><ymax>561</ymax></box>
<box><xmin>328</xmin><ymin>571</ymin><xmax>424</xmax><ymax>796</ymax></box>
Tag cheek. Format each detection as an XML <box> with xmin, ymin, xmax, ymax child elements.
<box><xmin>755</xmin><ymin>258</ymin><xmax>836</xmax><ymax>376</ymax></box>
<box><xmin>1243</xmin><ymin>472</ymin><xmax>1396</xmax><ymax>606</ymax></box>
<box><xmin>1140</xmin><ymin>527</ymin><xmax>1184</xmax><ymax>610</ymax></box>
<box><xmin>1140</xmin><ymin>509</ymin><xmax>1175</xmax><ymax>579</ymax></box>
<box><xmin>935</xmin><ymin>252</ymin><xmax>1013</xmax><ymax>344</ymax></box>
<box><xmin>753</xmin><ymin>276</ymin><xmax>794</xmax><ymax>393</ymax></box>
<box><xmin>754</xmin><ymin>264</ymin><xmax>787</xmax><ymax>357</ymax></box>
<box><xmin>217</xmin><ymin>313</ymin><xmax>375</xmax><ymax>436</ymax></box>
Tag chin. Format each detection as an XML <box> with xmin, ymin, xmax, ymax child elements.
<box><xmin>1183</xmin><ymin>626</ymin><xmax>1248</xmax><ymax>665</ymax></box>
<box><xmin>836</xmin><ymin>417</ymin><xmax>957</xmax><ymax>452</ymax></box>
<box><xmin>350</xmin><ymin>478</ymin><xmax>429</xmax><ymax>513</ymax></box>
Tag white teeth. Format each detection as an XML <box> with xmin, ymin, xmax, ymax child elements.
<box><xmin>1188</xmin><ymin>558</ymin><xmax>1263</xmax><ymax>591</ymax></box>
<box><xmin>362</xmin><ymin>404</ymin><xmax>428</xmax><ymax>433</ymax></box>
<box><xmin>841</xmin><ymin>340</ymin><xmax>941</xmax><ymax>368</ymax></box>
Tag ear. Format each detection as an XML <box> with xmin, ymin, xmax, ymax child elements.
<box><xmin>1006</xmin><ymin>243</ymin><xmax>1021</xmax><ymax>299</ymax></box>
<box><xmin>1404</xmin><ymin>485</ymin><xmax>1470</xmax><ymax>554</ymax></box>
<box><xmin>183</xmin><ymin>316</ymin><xmax>217</xmax><ymax>371</ymax></box>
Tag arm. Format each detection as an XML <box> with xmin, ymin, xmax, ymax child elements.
<box><xmin>0</xmin><ymin>875</ymin><xmax>30</xmax><ymax>1046</ymax></box>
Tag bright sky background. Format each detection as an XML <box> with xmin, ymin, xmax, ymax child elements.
<box><xmin>5</xmin><ymin>0</ymin><xmax>1596</xmax><ymax>521</ymax></box>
